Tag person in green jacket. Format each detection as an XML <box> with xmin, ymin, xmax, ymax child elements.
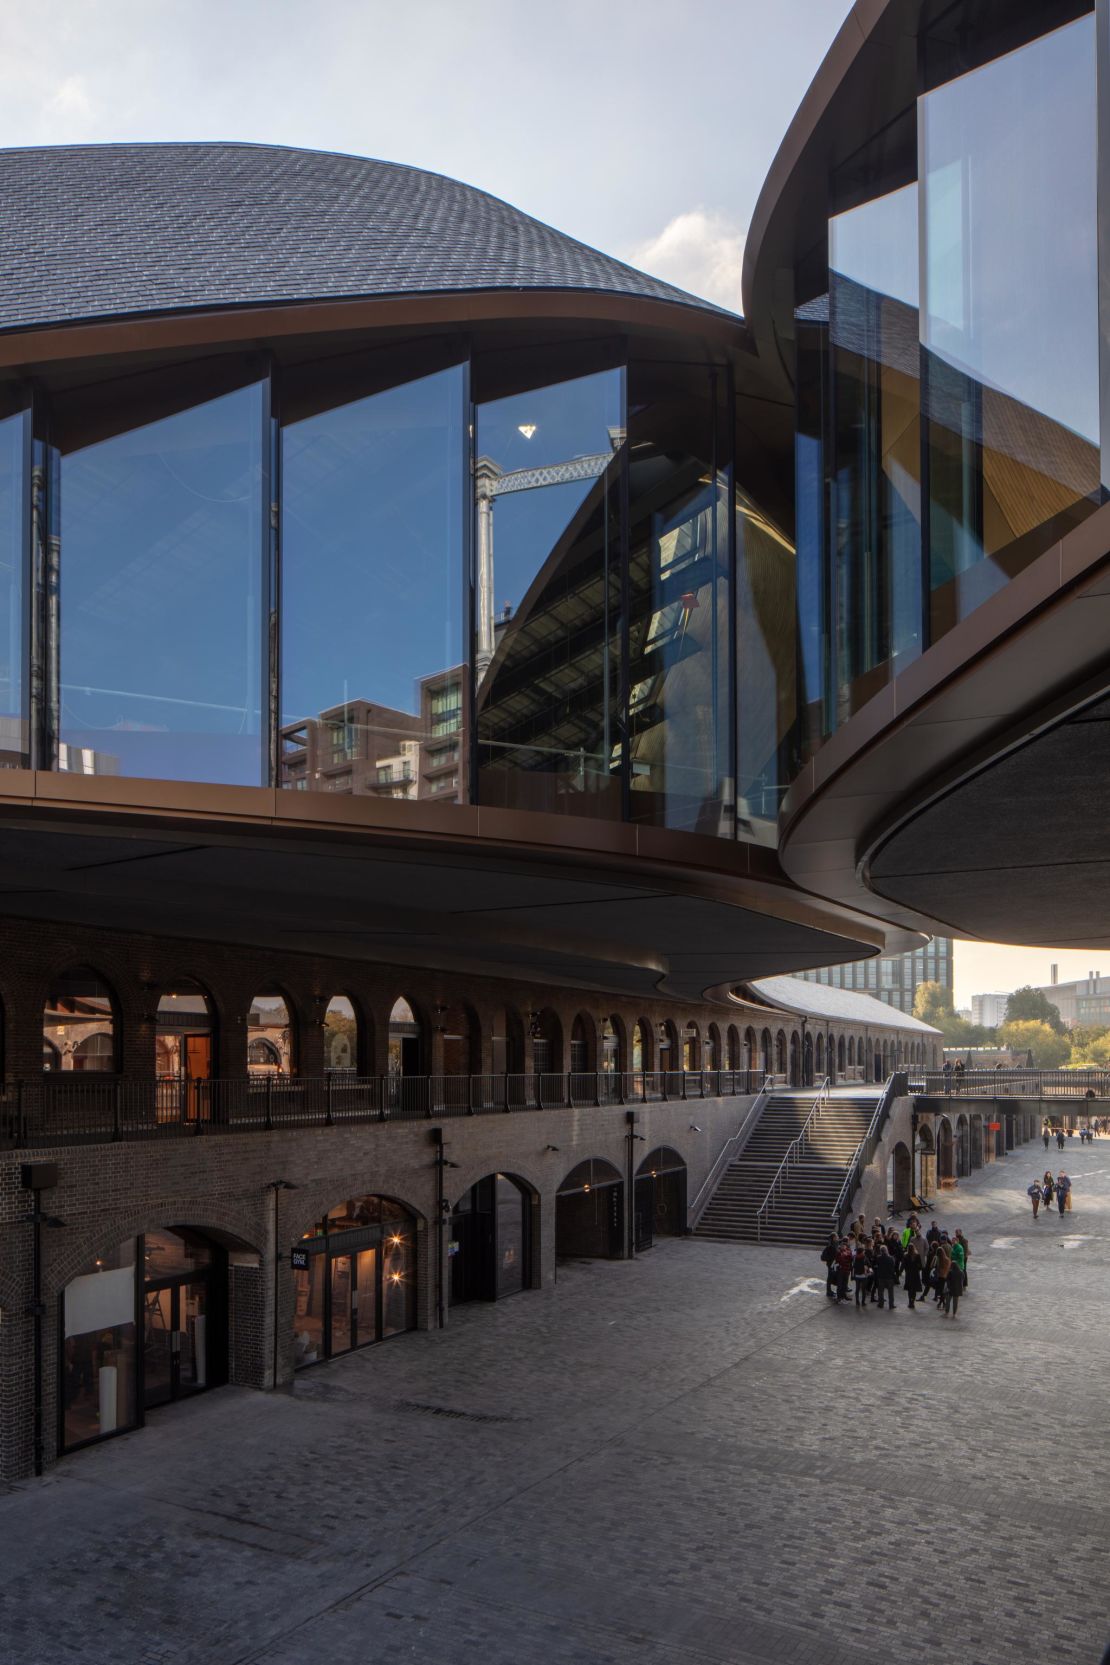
<box><xmin>900</xmin><ymin>1214</ymin><xmax>919</xmax><ymax>1252</ymax></box>
<box><xmin>949</xmin><ymin>1235</ymin><xmax>966</xmax><ymax>1277</ymax></box>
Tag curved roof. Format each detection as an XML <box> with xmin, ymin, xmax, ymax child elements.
<box><xmin>747</xmin><ymin>975</ymin><xmax>941</xmax><ymax>1034</ymax></box>
<box><xmin>0</xmin><ymin>141</ymin><xmax>730</xmax><ymax>337</ymax></box>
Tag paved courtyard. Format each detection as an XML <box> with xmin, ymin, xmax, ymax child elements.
<box><xmin>2</xmin><ymin>1139</ymin><xmax>1109</xmax><ymax>1665</ymax></box>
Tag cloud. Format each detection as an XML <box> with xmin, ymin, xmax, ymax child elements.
<box><xmin>626</xmin><ymin>209</ymin><xmax>746</xmax><ymax>313</ymax></box>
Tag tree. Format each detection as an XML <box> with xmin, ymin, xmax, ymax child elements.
<box><xmin>1004</xmin><ymin>986</ymin><xmax>1065</xmax><ymax>1035</ymax></box>
<box><xmin>912</xmin><ymin>982</ymin><xmax>993</xmax><ymax>1045</ymax></box>
<box><xmin>997</xmin><ymin>1019</ymin><xmax>1070</xmax><ymax>1069</ymax></box>
<box><xmin>1070</xmin><ymin>1027</ymin><xmax>1110</xmax><ymax>1067</ymax></box>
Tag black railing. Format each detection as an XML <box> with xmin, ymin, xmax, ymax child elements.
<box><xmin>909</xmin><ymin>1069</ymin><xmax>1110</xmax><ymax>1099</ymax></box>
<box><xmin>831</xmin><ymin>1072</ymin><xmax>905</xmax><ymax>1230</ymax></box>
<box><xmin>0</xmin><ymin>1068</ymin><xmax>767</xmax><ymax>1148</ymax></box>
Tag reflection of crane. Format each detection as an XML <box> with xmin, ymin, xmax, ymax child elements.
<box><xmin>474</xmin><ymin>431</ymin><xmax>623</xmax><ymax>678</ymax></box>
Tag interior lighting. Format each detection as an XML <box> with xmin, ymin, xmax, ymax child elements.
<box><xmin>389</xmin><ymin>1234</ymin><xmax>403</xmax><ymax>1247</ymax></box>
<box><xmin>583</xmin><ymin>1183</ymin><xmax>590</xmax><ymax>1193</ymax></box>
<box><xmin>389</xmin><ymin>1271</ymin><xmax>403</xmax><ymax>1284</ymax></box>
<box><xmin>517</xmin><ymin>424</ymin><xmax>537</xmax><ymax>440</ymax></box>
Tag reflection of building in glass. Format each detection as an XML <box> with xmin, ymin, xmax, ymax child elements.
<box><xmin>281</xmin><ymin>666</ymin><xmax>465</xmax><ymax>801</ymax></box>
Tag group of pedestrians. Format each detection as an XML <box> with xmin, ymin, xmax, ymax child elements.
<box><xmin>1042</xmin><ymin>1122</ymin><xmax>1099</xmax><ymax>1149</ymax></box>
<box><xmin>1028</xmin><ymin>1169</ymin><xmax>1073</xmax><ymax>1219</ymax></box>
<box><xmin>820</xmin><ymin>1215</ymin><xmax>969</xmax><ymax>1317</ymax></box>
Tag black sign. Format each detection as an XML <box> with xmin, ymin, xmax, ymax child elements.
<box><xmin>290</xmin><ymin>1249</ymin><xmax>310</xmax><ymax>1270</ymax></box>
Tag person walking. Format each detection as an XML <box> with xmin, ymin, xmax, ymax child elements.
<box><xmin>1056</xmin><ymin>1172</ymin><xmax>1070</xmax><ymax>1217</ymax></box>
<box><xmin>902</xmin><ymin>1244</ymin><xmax>924</xmax><ymax>1309</ymax></box>
<box><xmin>820</xmin><ymin>1232</ymin><xmax>840</xmax><ymax>1298</ymax></box>
<box><xmin>943</xmin><ymin>1256</ymin><xmax>965</xmax><ymax>1318</ymax></box>
<box><xmin>1028</xmin><ymin>1178</ymin><xmax>1042</xmax><ymax>1219</ymax></box>
<box><xmin>1056</xmin><ymin>1127</ymin><xmax>1066</xmax><ymax>1151</ymax></box>
<box><xmin>1043</xmin><ymin>1124</ymin><xmax>1051</xmax><ymax>1150</ymax></box>
<box><xmin>873</xmin><ymin>1242</ymin><xmax>897</xmax><ymax>1311</ymax></box>
<box><xmin>853</xmin><ymin>1244</ymin><xmax>872</xmax><ymax>1309</ymax></box>
<box><xmin>954</xmin><ymin>1229</ymin><xmax>970</xmax><ymax>1291</ymax></box>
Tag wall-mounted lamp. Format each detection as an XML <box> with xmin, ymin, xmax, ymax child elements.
<box><xmin>544</xmin><ymin>1143</ymin><xmax>560</xmax><ymax>1152</ymax></box>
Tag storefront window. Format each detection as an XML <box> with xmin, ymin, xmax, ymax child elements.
<box><xmin>280</xmin><ymin>359</ymin><xmax>466</xmax><ymax>802</ymax></box>
<box><xmin>43</xmin><ymin>968</ymin><xmax>116</xmax><ymax>1073</ymax></box>
<box><xmin>62</xmin><ymin>1240</ymin><xmax>138</xmax><ymax>1449</ymax></box>
<box><xmin>921</xmin><ymin>15</ymin><xmax>1100</xmax><ymax>634</ymax></box>
<box><xmin>293</xmin><ymin>1197</ymin><xmax>415</xmax><ymax>1366</ymax></box>
<box><xmin>155</xmin><ymin>984</ymin><xmax>213</xmax><ymax>1083</ymax></box>
<box><xmin>57</xmin><ymin>373</ymin><xmax>264</xmax><ymax>784</ymax></box>
<box><xmin>475</xmin><ymin>367</ymin><xmax>624</xmax><ymax>817</ymax></box>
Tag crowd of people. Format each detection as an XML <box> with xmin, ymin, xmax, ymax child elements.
<box><xmin>1028</xmin><ymin>1169</ymin><xmax>1074</xmax><ymax>1218</ymax></box>
<box><xmin>1042</xmin><ymin>1122</ymin><xmax>1101</xmax><ymax>1149</ymax></box>
<box><xmin>820</xmin><ymin>1215</ymin><xmax>969</xmax><ymax>1317</ymax></box>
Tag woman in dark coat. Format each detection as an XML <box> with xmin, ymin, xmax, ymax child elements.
<box><xmin>902</xmin><ymin>1245</ymin><xmax>924</xmax><ymax>1310</ymax></box>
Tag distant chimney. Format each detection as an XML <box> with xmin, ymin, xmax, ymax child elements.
<box><xmin>1051</xmin><ymin>964</ymin><xmax>1058</xmax><ymax>985</ymax></box>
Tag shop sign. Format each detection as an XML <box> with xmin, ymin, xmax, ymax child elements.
<box><xmin>447</xmin><ymin>1240</ymin><xmax>459</xmax><ymax>1258</ymax></box>
<box><xmin>988</xmin><ymin>1122</ymin><xmax>1001</xmax><ymax>1131</ymax></box>
<box><xmin>291</xmin><ymin>1249</ymin><xmax>310</xmax><ymax>1270</ymax></box>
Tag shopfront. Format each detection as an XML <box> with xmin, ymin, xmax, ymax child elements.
<box><xmin>61</xmin><ymin>1225</ymin><xmax>226</xmax><ymax>1453</ymax></box>
<box><xmin>633</xmin><ymin>1147</ymin><xmax>687</xmax><ymax>1251</ymax></box>
<box><xmin>450</xmin><ymin>1173</ymin><xmax>532</xmax><ymax>1305</ymax></box>
<box><xmin>291</xmin><ymin>1196</ymin><xmax>416</xmax><ymax>1369</ymax></box>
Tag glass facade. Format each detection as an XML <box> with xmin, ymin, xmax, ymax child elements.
<box><xmin>57</xmin><ymin>375</ymin><xmax>265</xmax><ymax>784</ymax></box>
<box><xmin>796</xmin><ymin>10</ymin><xmax>1103</xmax><ymax>740</ymax></box>
<box><xmin>43</xmin><ymin>969</ymin><xmax>116</xmax><ymax>1072</ymax></box>
<box><xmin>2</xmin><ymin>342</ymin><xmax>799</xmax><ymax>848</ymax></box>
<box><xmin>293</xmin><ymin>1196</ymin><xmax>415</xmax><ymax>1366</ymax></box>
<box><xmin>62</xmin><ymin>1240</ymin><xmax>138</xmax><ymax>1449</ymax></box>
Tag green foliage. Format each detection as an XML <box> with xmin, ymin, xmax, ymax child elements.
<box><xmin>1004</xmin><ymin>986</ymin><xmax>1065</xmax><ymax>1034</ymax></box>
<box><xmin>997</xmin><ymin>1018</ymin><xmax>1070</xmax><ymax>1069</ymax></box>
<box><xmin>913</xmin><ymin>980</ymin><xmax>992</xmax><ymax>1044</ymax></box>
<box><xmin>1070</xmin><ymin>1027</ymin><xmax>1110</xmax><ymax>1067</ymax></box>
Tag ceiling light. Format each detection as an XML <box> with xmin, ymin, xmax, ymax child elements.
<box><xmin>517</xmin><ymin>424</ymin><xmax>537</xmax><ymax>440</ymax></box>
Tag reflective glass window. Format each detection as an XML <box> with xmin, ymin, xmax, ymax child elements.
<box><xmin>627</xmin><ymin>364</ymin><xmax>732</xmax><ymax>834</ymax></box>
<box><xmin>828</xmin><ymin>184</ymin><xmax>923</xmax><ymax>718</ymax></box>
<box><xmin>43</xmin><ymin>968</ymin><xmax>116</xmax><ymax>1072</ymax></box>
<box><xmin>57</xmin><ymin>376</ymin><xmax>264</xmax><ymax>783</ymax></box>
<box><xmin>921</xmin><ymin>16</ymin><xmax>1100</xmax><ymax>635</ymax></box>
<box><xmin>280</xmin><ymin>361</ymin><xmax>466</xmax><ymax>803</ymax></box>
<box><xmin>382</xmin><ymin>1223</ymin><xmax>415</xmax><ymax>1337</ymax></box>
<box><xmin>323</xmin><ymin>995</ymin><xmax>358</xmax><ymax>1073</ymax></box>
<box><xmin>736</xmin><ymin>488</ymin><xmax>797</xmax><ymax>842</ymax></box>
<box><xmin>0</xmin><ymin>407</ymin><xmax>26</xmax><ymax>767</ymax></box>
<box><xmin>62</xmin><ymin>1240</ymin><xmax>138</xmax><ymax>1448</ymax></box>
<box><xmin>247</xmin><ymin>992</ymin><xmax>291</xmax><ymax>1075</ymax></box>
<box><xmin>475</xmin><ymin>369</ymin><xmax>624</xmax><ymax>817</ymax></box>
<box><xmin>794</xmin><ymin>300</ymin><xmax>830</xmax><ymax>754</ymax></box>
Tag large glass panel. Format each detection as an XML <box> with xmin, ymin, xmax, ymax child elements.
<box><xmin>143</xmin><ymin>1227</ymin><xmax>213</xmax><ymax>1279</ymax></box>
<box><xmin>329</xmin><ymin>1256</ymin><xmax>353</xmax><ymax>1355</ymax></box>
<box><xmin>247</xmin><ymin>992</ymin><xmax>291</xmax><ymax>1075</ymax></box>
<box><xmin>627</xmin><ymin>364</ymin><xmax>731</xmax><ymax>835</ymax></box>
<box><xmin>62</xmin><ymin>1240</ymin><xmax>137</xmax><ymax>1448</ymax></box>
<box><xmin>323</xmin><ymin>995</ymin><xmax>358</xmax><ymax>1074</ymax></box>
<box><xmin>57</xmin><ymin>377</ymin><xmax>264</xmax><ymax>783</ymax></box>
<box><xmin>828</xmin><ymin>184</ymin><xmax>923</xmax><ymax>719</ymax></box>
<box><xmin>292</xmin><ymin>1253</ymin><xmax>326</xmax><ymax>1367</ymax></box>
<box><xmin>355</xmin><ymin>1247</ymin><xmax>379</xmax><ymax>1346</ymax></box>
<box><xmin>475</xmin><ymin>368</ymin><xmax>624</xmax><ymax>817</ymax></box>
<box><xmin>0</xmin><ymin>407</ymin><xmax>25</xmax><ymax>768</ymax></box>
<box><xmin>280</xmin><ymin>361</ymin><xmax>466</xmax><ymax>802</ymax></box>
<box><xmin>921</xmin><ymin>16</ymin><xmax>1100</xmax><ymax>635</ymax></box>
<box><xmin>794</xmin><ymin>300</ymin><xmax>830</xmax><ymax>755</ymax></box>
<box><xmin>382</xmin><ymin>1221</ymin><xmax>415</xmax><ymax>1337</ymax></box>
<box><xmin>495</xmin><ymin>1174</ymin><xmax>525</xmax><ymax>1297</ymax></box>
<box><xmin>736</xmin><ymin>487</ymin><xmax>797</xmax><ymax>842</ymax></box>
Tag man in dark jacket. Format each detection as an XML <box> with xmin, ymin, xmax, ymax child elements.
<box><xmin>820</xmin><ymin>1232</ymin><xmax>839</xmax><ymax>1297</ymax></box>
<box><xmin>873</xmin><ymin>1244</ymin><xmax>897</xmax><ymax>1311</ymax></box>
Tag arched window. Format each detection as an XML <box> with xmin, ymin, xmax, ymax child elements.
<box><xmin>156</xmin><ymin>982</ymin><xmax>214</xmax><ymax>1084</ymax></box>
<box><xmin>777</xmin><ymin>1031</ymin><xmax>789</xmax><ymax>1076</ymax></box>
<box><xmin>632</xmin><ymin>1019</ymin><xmax>652</xmax><ymax>1073</ymax></box>
<box><xmin>726</xmin><ymin>1025</ymin><xmax>740</xmax><ymax>1070</ymax></box>
<box><xmin>529</xmin><ymin>1008</ymin><xmax>562</xmax><ymax>1076</ymax></box>
<box><xmin>847</xmin><ymin>1036</ymin><xmax>855</xmax><ymax>1066</ymax></box>
<box><xmin>816</xmin><ymin>1033</ymin><xmax>825</xmax><ymax>1074</ymax></box>
<box><xmin>323</xmin><ymin>995</ymin><xmax>359</xmax><ymax>1074</ymax></box>
<box><xmin>247</xmin><ymin>992</ymin><xmax>292</xmax><ymax>1075</ymax></box>
<box><xmin>760</xmin><ymin>1029</ymin><xmax>771</xmax><ymax>1074</ymax></box>
<box><xmin>601</xmin><ymin>1016</ymin><xmax>622</xmax><ymax>1075</ymax></box>
<box><xmin>705</xmin><ymin>1024</ymin><xmax>720</xmax><ymax>1071</ymax></box>
<box><xmin>570</xmin><ymin>1014</ymin><xmax>594</xmax><ymax>1073</ymax></box>
<box><xmin>682</xmin><ymin>1021</ymin><xmax>700</xmax><ymax>1072</ymax></box>
<box><xmin>492</xmin><ymin>1007</ymin><xmax>524</xmax><ymax>1075</ymax></box>
<box><xmin>44</xmin><ymin>968</ymin><xmax>116</xmax><ymax>1073</ymax></box>
<box><xmin>388</xmin><ymin>997</ymin><xmax>421</xmax><ymax>1077</ymax></box>
<box><xmin>837</xmin><ymin>1035</ymin><xmax>846</xmax><ymax>1072</ymax></box>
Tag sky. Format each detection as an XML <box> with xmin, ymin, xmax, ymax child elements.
<box><xmin>953</xmin><ymin>944</ymin><xmax>1108</xmax><ymax>1012</ymax></box>
<box><xmin>0</xmin><ymin>0</ymin><xmax>853</xmax><ymax>313</ymax></box>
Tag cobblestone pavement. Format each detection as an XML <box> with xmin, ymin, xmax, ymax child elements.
<box><xmin>3</xmin><ymin>1142</ymin><xmax>1109</xmax><ymax>1665</ymax></box>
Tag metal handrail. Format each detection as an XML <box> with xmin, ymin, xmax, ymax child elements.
<box><xmin>688</xmin><ymin>1075</ymin><xmax>774</xmax><ymax>1229</ymax></box>
<box><xmin>909</xmin><ymin>1067</ymin><xmax>1110</xmax><ymax>1099</ymax></box>
<box><xmin>755</xmin><ymin>1076</ymin><xmax>831</xmax><ymax>1241</ymax></box>
<box><xmin>829</xmin><ymin>1074</ymin><xmax>900</xmax><ymax>1231</ymax></box>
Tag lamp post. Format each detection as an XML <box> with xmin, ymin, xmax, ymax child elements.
<box><xmin>267</xmin><ymin>1180</ymin><xmax>298</xmax><ymax>1391</ymax></box>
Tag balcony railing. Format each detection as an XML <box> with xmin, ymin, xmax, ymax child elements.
<box><xmin>0</xmin><ymin>1068</ymin><xmax>767</xmax><ymax>1148</ymax></box>
<box><xmin>909</xmin><ymin>1068</ymin><xmax>1110</xmax><ymax>1099</ymax></box>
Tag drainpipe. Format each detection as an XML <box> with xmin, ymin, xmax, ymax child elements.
<box><xmin>430</xmin><ymin>1129</ymin><xmax>459</xmax><ymax>1328</ymax></box>
<box><xmin>21</xmin><ymin>1162</ymin><xmax>63</xmax><ymax>1479</ymax></box>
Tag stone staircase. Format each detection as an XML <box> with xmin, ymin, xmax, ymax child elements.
<box><xmin>694</xmin><ymin>1089</ymin><xmax>879</xmax><ymax>1247</ymax></box>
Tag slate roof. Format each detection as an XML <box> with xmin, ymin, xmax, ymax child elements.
<box><xmin>0</xmin><ymin>142</ymin><xmax>734</xmax><ymax>336</ymax></box>
<box><xmin>747</xmin><ymin>975</ymin><xmax>942</xmax><ymax>1034</ymax></box>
